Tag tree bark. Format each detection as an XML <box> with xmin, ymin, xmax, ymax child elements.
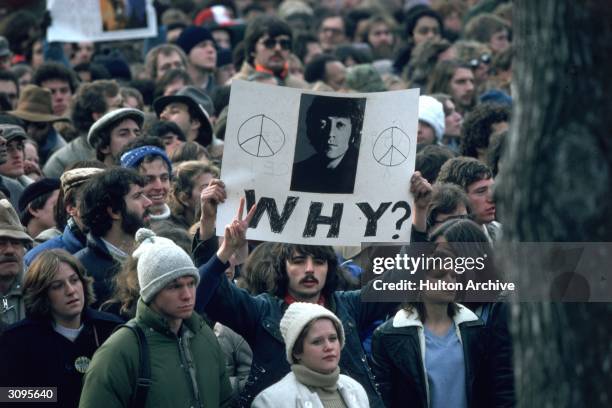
<box><xmin>498</xmin><ymin>1</ymin><xmax>612</xmax><ymax>407</ymax></box>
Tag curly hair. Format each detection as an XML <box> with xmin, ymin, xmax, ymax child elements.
<box><xmin>436</xmin><ymin>156</ymin><xmax>492</xmax><ymax>191</ymax></box>
<box><xmin>460</xmin><ymin>103</ymin><xmax>510</xmax><ymax>158</ymax></box>
<box><xmin>71</xmin><ymin>80</ymin><xmax>120</xmax><ymax>133</ymax></box>
<box><xmin>33</xmin><ymin>62</ymin><xmax>79</xmax><ymax>93</ymax></box>
<box><xmin>79</xmin><ymin>168</ymin><xmax>145</xmax><ymax>237</ymax></box>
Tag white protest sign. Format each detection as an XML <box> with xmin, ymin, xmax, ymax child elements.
<box><xmin>217</xmin><ymin>80</ymin><xmax>418</xmax><ymax>246</ymax></box>
<box><xmin>47</xmin><ymin>0</ymin><xmax>157</xmax><ymax>42</ymax></box>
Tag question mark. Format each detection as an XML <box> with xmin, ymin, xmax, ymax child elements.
<box><xmin>391</xmin><ymin>201</ymin><xmax>411</xmax><ymax>239</ymax></box>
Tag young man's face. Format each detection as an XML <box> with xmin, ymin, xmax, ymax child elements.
<box><xmin>0</xmin><ymin>80</ymin><xmax>18</xmax><ymax>109</ymax></box>
<box><xmin>0</xmin><ymin>139</ymin><xmax>25</xmax><ymax>177</ymax></box>
<box><xmin>159</xmin><ymin>102</ymin><xmax>198</xmax><ymax>141</ymax></box>
<box><xmin>151</xmin><ymin>276</ymin><xmax>197</xmax><ymax>321</ymax></box>
<box><xmin>314</xmin><ymin>116</ymin><xmax>352</xmax><ymax>162</ymax></box>
<box><xmin>156</xmin><ymin>51</ymin><xmax>186</xmax><ymax>80</ymax></box>
<box><xmin>449</xmin><ymin>68</ymin><xmax>475</xmax><ymax>111</ymax></box>
<box><xmin>466</xmin><ymin>178</ymin><xmax>495</xmax><ymax>224</ymax></box>
<box><xmin>121</xmin><ymin>183</ymin><xmax>152</xmax><ymax>234</ymax></box>
<box><xmin>368</xmin><ymin>22</ymin><xmax>394</xmax><ymax>55</ymax></box>
<box><xmin>489</xmin><ymin>29</ymin><xmax>510</xmax><ymax>54</ymax></box>
<box><xmin>318</xmin><ymin>17</ymin><xmax>346</xmax><ymax>51</ymax></box>
<box><xmin>40</xmin><ymin>79</ymin><xmax>72</xmax><ymax>116</ymax></box>
<box><xmin>140</xmin><ymin>158</ymin><xmax>171</xmax><ymax>210</ymax></box>
<box><xmin>285</xmin><ymin>251</ymin><xmax>328</xmax><ymax>302</ymax></box>
<box><xmin>253</xmin><ymin>34</ymin><xmax>292</xmax><ymax>74</ymax></box>
<box><xmin>189</xmin><ymin>40</ymin><xmax>217</xmax><ymax>71</ymax></box>
<box><xmin>103</xmin><ymin>118</ymin><xmax>141</xmax><ymax>161</ymax></box>
<box><xmin>73</xmin><ymin>42</ymin><xmax>95</xmax><ymax>65</ymax></box>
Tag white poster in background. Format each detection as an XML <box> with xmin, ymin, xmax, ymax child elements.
<box><xmin>217</xmin><ymin>80</ymin><xmax>419</xmax><ymax>246</ymax></box>
<box><xmin>47</xmin><ymin>0</ymin><xmax>157</xmax><ymax>43</ymax></box>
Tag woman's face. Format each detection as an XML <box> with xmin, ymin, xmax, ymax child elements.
<box><xmin>295</xmin><ymin>318</ymin><xmax>341</xmax><ymax>374</ymax></box>
<box><xmin>421</xmin><ymin>236</ymin><xmax>457</xmax><ymax>303</ymax></box>
<box><xmin>48</xmin><ymin>262</ymin><xmax>85</xmax><ymax>326</ymax></box>
<box><xmin>189</xmin><ymin>172</ymin><xmax>214</xmax><ymax>209</ymax></box>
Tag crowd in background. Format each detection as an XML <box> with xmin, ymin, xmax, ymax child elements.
<box><xmin>0</xmin><ymin>1</ymin><xmax>515</xmax><ymax>407</ymax></box>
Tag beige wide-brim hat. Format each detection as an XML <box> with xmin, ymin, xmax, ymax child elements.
<box><xmin>8</xmin><ymin>85</ymin><xmax>70</xmax><ymax>123</ymax></box>
<box><xmin>0</xmin><ymin>199</ymin><xmax>33</xmax><ymax>242</ymax></box>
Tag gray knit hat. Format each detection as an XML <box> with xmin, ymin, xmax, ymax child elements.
<box><xmin>280</xmin><ymin>302</ymin><xmax>345</xmax><ymax>364</ymax></box>
<box><xmin>133</xmin><ymin>228</ymin><xmax>199</xmax><ymax>303</ymax></box>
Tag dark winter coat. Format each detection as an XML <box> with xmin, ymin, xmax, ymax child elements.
<box><xmin>0</xmin><ymin>308</ymin><xmax>122</xmax><ymax>408</ymax></box>
<box><xmin>371</xmin><ymin>305</ymin><xmax>514</xmax><ymax>408</ymax></box>
<box><xmin>75</xmin><ymin>235</ymin><xmax>121</xmax><ymax>308</ymax></box>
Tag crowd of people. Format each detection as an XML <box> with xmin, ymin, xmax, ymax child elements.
<box><xmin>0</xmin><ymin>0</ymin><xmax>515</xmax><ymax>407</ymax></box>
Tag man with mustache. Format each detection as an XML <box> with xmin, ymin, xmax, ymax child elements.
<box><xmin>75</xmin><ymin>168</ymin><xmax>152</xmax><ymax>307</ymax></box>
<box><xmin>0</xmin><ymin>198</ymin><xmax>33</xmax><ymax>334</ymax></box>
<box><xmin>232</xmin><ymin>15</ymin><xmax>307</xmax><ymax>88</ymax></box>
<box><xmin>193</xmin><ymin>198</ymin><xmax>396</xmax><ymax>407</ymax></box>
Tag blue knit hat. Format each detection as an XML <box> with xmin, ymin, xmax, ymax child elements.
<box><xmin>120</xmin><ymin>146</ymin><xmax>173</xmax><ymax>174</ymax></box>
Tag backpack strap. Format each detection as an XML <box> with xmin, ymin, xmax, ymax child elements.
<box><xmin>115</xmin><ymin>321</ymin><xmax>151</xmax><ymax>408</ymax></box>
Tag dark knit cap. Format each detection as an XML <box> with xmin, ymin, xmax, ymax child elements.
<box><xmin>176</xmin><ymin>26</ymin><xmax>217</xmax><ymax>55</ymax></box>
<box><xmin>18</xmin><ymin>178</ymin><xmax>61</xmax><ymax>214</ymax></box>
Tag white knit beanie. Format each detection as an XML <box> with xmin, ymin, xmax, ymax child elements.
<box><xmin>133</xmin><ymin>228</ymin><xmax>200</xmax><ymax>303</ymax></box>
<box><xmin>418</xmin><ymin>95</ymin><xmax>445</xmax><ymax>142</ymax></box>
<box><xmin>280</xmin><ymin>302</ymin><xmax>345</xmax><ymax>364</ymax></box>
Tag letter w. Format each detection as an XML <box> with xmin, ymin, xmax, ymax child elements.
<box><xmin>245</xmin><ymin>190</ymin><xmax>299</xmax><ymax>233</ymax></box>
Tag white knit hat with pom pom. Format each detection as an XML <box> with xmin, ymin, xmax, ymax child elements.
<box><xmin>133</xmin><ymin>228</ymin><xmax>199</xmax><ymax>303</ymax></box>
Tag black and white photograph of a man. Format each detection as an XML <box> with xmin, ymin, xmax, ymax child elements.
<box><xmin>290</xmin><ymin>94</ymin><xmax>366</xmax><ymax>194</ymax></box>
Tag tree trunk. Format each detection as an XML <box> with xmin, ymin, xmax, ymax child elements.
<box><xmin>498</xmin><ymin>1</ymin><xmax>612</xmax><ymax>406</ymax></box>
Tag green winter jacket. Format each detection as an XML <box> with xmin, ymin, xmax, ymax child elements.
<box><xmin>79</xmin><ymin>299</ymin><xmax>233</xmax><ymax>408</ymax></box>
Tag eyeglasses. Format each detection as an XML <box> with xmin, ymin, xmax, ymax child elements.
<box><xmin>469</xmin><ymin>53</ymin><xmax>491</xmax><ymax>68</ymax></box>
<box><xmin>260</xmin><ymin>37</ymin><xmax>292</xmax><ymax>51</ymax></box>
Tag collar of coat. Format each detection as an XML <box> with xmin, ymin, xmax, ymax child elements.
<box><xmin>391</xmin><ymin>303</ymin><xmax>479</xmax><ymax>328</ymax></box>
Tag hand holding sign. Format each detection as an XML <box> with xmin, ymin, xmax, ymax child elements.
<box><xmin>199</xmin><ymin>179</ymin><xmax>227</xmax><ymax>240</ymax></box>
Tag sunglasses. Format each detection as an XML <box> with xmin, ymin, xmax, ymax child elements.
<box><xmin>260</xmin><ymin>37</ymin><xmax>292</xmax><ymax>51</ymax></box>
<box><xmin>469</xmin><ymin>53</ymin><xmax>491</xmax><ymax>68</ymax></box>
